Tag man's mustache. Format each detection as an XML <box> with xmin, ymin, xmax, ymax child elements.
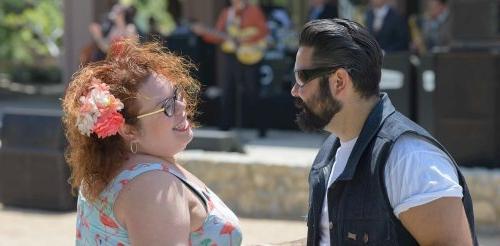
<box><xmin>294</xmin><ymin>98</ymin><xmax>307</xmax><ymax>111</ymax></box>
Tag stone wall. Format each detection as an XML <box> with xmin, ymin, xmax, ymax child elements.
<box><xmin>181</xmin><ymin>159</ymin><xmax>310</xmax><ymax>220</ymax></box>
<box><xmin>179</xmin><ymin>153</ymin><xmax>500</xmax><ymax>231</ymax></box>
<box><xmin>462</xmin><ymin>168</ymin><xmax>500</xmax><ymax>231</ymax></box>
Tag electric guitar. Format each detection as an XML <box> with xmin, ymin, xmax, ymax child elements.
<box><xmin>192</xmin><ymin>24</ymin><xmax>267</xmax><ymax>65</ymax></box>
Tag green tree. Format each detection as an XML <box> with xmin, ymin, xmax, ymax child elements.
<box><xmin>0</xmin><ymin>0</ymin><xmax>63</xmax><ymax>66</ymax></box>
<box><xmin>121</xmin><ymin>0</ymin><xmax>175</xmax><ymax>35</ymax></box>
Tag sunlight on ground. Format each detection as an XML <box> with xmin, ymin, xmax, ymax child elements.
<box><xmin>0</xmin><ymin>205</ymin><xmax>306</xmax><ymax>245</ymax></box>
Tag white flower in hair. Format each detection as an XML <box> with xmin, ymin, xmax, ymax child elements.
<box><xmin>92</xmin><ymin>89</ymin><xmax>112</xmax><ymax>108</ymax></box>
<box><xmin>76</xmin><ymin>78</ymin><xmax>125</xmax><ymax>138</ymax></box>
<box><xmin>77</xmin><ymin>113</ymin><xmax>97</xmax><ymax>136</ymax></box>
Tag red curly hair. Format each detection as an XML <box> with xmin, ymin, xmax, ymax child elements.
<box><xmin>62</xmin><ymin>40</ymin><xmax>200</xmax><ymax>202</ymax></box>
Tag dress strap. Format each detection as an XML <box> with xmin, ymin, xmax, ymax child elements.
<box><xmin>167</xmin><ymin>168</ymin><xmax>209</xmax><ymax>209</ymax></box>
<box><xmin>102</xmin><ymin>163</ymin><xmax>209</xmax><ymax>211</ymax></box>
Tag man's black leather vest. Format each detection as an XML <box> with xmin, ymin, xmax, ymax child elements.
<box><xmin>306</xmin><ymin>94</ymin><xmax>477</xmax><ymax>245</ymax></box>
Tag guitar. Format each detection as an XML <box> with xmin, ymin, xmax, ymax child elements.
<box><xmin>191</xmin><ymin>23</ymin><xmax>267</xmax><ymax>65</ymax></box>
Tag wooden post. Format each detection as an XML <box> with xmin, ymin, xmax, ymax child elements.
<box><xmin>62</xmin><ymin>0</ymin><xmax>114</xmax><ymax>84</ymax></box>
<box><xmin>62</xmin><ymin>0</ymin><xmax>93</xmax><ymax>84</ymax></box>
<box><xmin>182</xmin><ymin>0</ymin><xmax>227</xmax><ymax>25</ymax></box>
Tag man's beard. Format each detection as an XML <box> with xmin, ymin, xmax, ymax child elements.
<box><xmin>294</xmin><ymin>77</ymin><xmax>342</xmax><ymax>132</ymax></box>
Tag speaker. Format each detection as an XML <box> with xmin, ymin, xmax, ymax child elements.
<box><xmin>256</xmin><ymin>55</ymin><xmax>297</xmax><ymax>136</ymax></box>
<box><xmin>197</xmin><ymin>94</ymin><xmax>221</xmax><ymax>127</ymax></box>
<box><xmin>0</xmin><ymin>108</ymin><xmax>76</xmax><ymax>210</ymax></box>
<box><xmin>255</xmin><ymin>93</ymin><xmax>298</xmax><ymax>136</ymax></box>
<box><xmin>165</xmin><ymin>33</ymin><xmax>202</xmax><ymax>63</ymax></box>
<box><xmin>450</xmin><ymin>0</ymin><xmax>500</xmax><ymax>43</ymax></box>
<box><xmin>434</xmin><ymin>52</ymin><xmax>500</xmax><ymax>167</ymax></box>
<box><xmin>380</xmin><ymin>52</ymin><xmax>414</xmax><ymax>119</ymax></box>
<box><xmin>165</xmin><ymin>33</ymin><xmax>217</xmax><ymax>87</ymax></box>
<box><xmin>259</xmin><ymin>55</ymin><xmax>294</xmax><ymax>98</ymax></box>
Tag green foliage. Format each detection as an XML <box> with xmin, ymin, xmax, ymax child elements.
<box><xmin>0</xmin><ymin>0</ymin><xmax>63</xmax><ymax>66</ymax></box>
<box><xmin>120</xmin><ymin>0</ymin><xmax>176</xmax><ymax>35</ymax></box>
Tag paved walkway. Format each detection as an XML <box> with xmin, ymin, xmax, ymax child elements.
<box><xmin>0</xmin><ymin>205</ymin><xmax>307</xmax><ymax>245</ymax></box>
<box><xmin>1</xmin><ymin>204</ymin><xmax>499</xmax><ymax>245</ymax></box>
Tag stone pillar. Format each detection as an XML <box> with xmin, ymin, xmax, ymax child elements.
<box><xmin>62</xmin><ymin>0</ymin><xmax>94</xmax><ymax>84</ymax></box>
<box><xmin>62</xmin><ymin>0</ymin><xmax>115</xmax><ymax>84</ymax></box>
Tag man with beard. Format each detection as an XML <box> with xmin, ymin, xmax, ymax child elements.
<box><xmin>291</xmin><ymin>19</ymin><xmax>477</xmax><ymax>246</ymax></box>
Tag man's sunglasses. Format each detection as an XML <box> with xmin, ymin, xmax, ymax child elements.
<box><xmin>136</xmin><ymin>87</ymin><xmax>181</xmax><ymax>119</ymax></box>
<box><xmin>294</xmin><ymin>66</ymin><xmax>343</xmax><ymax>88</ymax></box>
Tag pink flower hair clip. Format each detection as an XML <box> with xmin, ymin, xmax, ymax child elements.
<box><xmin>76</xmin><ymin>78</ymin><xmax>125</xmax><ymax>138</ymax></box>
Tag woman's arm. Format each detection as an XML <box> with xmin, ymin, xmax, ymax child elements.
<box><xmin>88</xmin><ymin>23</ymin><xmax>109</xmax><ymax>52</ymax></box>
<box><xmin>114</xmin><ymin>171</ymin><xmax>191</xmax><ymax>245</ymax></box>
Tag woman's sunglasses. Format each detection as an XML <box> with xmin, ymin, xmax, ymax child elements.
<box><xmin>136</xmin><ymin>87</ymin><xmax>181</xmax><ymax>119</ymax></box>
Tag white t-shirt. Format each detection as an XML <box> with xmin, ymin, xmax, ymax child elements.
<box><xmin>372</xmin><ymin>4</ymin><xmax>390</xmax><ymax>32</ymax></box>
<box><xmin>319</xmin><ymin>134</ymin><xmax>463</xmax><ymax>245</ymax></box>
<box><xmin>319</xmin><ymin>137</ymin><xmax>357</xmax><ymax>245</ymax></box>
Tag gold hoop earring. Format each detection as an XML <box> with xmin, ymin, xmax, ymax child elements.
<box><xmin>130</xmin><ymin>142</ymin><xmax>138</xmax><ymax>154</ymax></box>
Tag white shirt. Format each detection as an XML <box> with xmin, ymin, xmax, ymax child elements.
<box><xmin>372</xmin><ymin>5</ymin><xmax>390</xmax><ymax>32</ymax></box>
<box><xmin>319</xmin><ymin>134</ymin><xmax>463</xmax><ymax>245</ymax></box>
<box><xmin>319</xmin><ymin>137</ymin><xmax>357</xmax><ymax>245</ymax></box>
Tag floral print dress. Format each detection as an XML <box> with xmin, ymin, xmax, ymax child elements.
<box><xmin>76</xmin><ymin>163</ymin><xmax>242</xmax><ymax>245</ymax></box>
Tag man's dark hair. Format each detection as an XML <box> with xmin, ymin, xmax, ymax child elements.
<box><xmin>299</xmin><ymin>18</ymin><xmax>383</xmax><ymax>98</ymax></box>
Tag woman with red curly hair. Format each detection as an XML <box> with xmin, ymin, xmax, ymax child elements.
<box><xmin>62</xmin><ymin>40</ymin><xmax>242</xmax><ymax>245</ymax></box>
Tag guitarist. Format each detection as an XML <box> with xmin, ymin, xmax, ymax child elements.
<box><xmin>192</xmin><ymin>0</ymin><xmax>268</xmax><ymax>131</ymax></box>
